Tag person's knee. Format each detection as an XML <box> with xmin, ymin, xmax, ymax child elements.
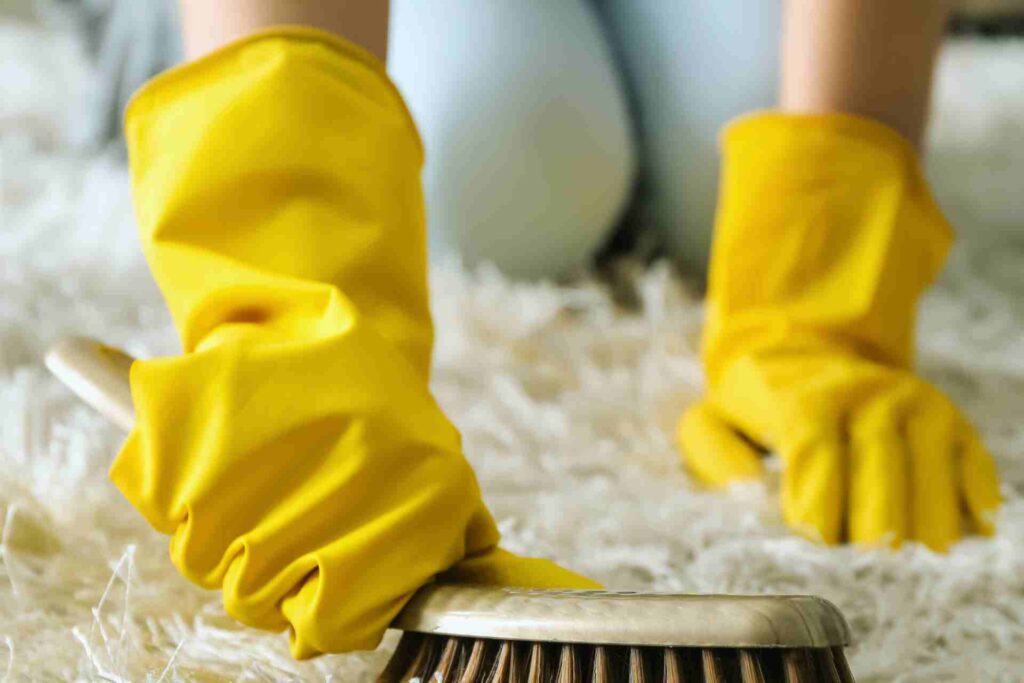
<box><xmin>390</xmin><ymin>0</ymin><xmax>636</xmax><ymax>279</ymax></box>
<box><xmin>597</xmin><ymin>0</ymin><xmax>781</xmax><ymax>278</ymax></box>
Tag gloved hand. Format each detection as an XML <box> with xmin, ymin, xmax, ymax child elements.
<box><xmin>114</xmin><ymin>28</ymin><xmax>595</xmax><ymax>660</ymax></box>
<box><xmin>678</xmin><ymin>113</ymin><xmax>1001</xmax><ymax>552</ymax></box>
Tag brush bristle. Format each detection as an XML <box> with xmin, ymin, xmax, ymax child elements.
<box><xmin>378</xmin><ymin>633</ymin><xmax>855</xmax><ymax>682</ymax></box>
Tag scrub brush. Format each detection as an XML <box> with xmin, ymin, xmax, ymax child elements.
<box><xmin>46</xmin><ymin>336</ymin><xmax>856</xmax><ymax>683</ymax></box>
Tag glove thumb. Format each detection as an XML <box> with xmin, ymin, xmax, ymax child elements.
<box><xmin>678</xmin><ymin>401</ymin><xmax>764</xmax><ymax>487</ymax></box>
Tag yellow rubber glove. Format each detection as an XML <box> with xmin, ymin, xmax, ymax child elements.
<box><xmin>678</xmin><ymin>113</ymin><xmax>1001</xmax><ymax>552</ymax></box>
<box><xmin>113</xmin><ymin>28</ymin><xmax>596</xmax><ymax>660</ymax></box>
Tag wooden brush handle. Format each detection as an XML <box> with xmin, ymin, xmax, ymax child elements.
<box><xmin>45</xmin><ymin>337</ymin><xmax>853</xmax><ymax>650</ymax></box>
<box><xmin>45</xmin><ymin>337</ymin><xmax>136</xmax><ymax>432</ymax></box>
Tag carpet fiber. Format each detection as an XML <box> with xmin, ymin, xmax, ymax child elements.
<box><xmin>1</xmin><ymin>19</ymin><xmax>1022</xmax><ymax>682</ymax></box>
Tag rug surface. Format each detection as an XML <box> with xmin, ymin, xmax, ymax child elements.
<box><xmin>1</xmin><ymin>19</ymin><xmax>1023</xmax><ymax>682</ymax></box>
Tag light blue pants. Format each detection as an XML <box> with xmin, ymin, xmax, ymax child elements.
<box><xmin>389</xmin><ymin>0</ymin><xmax>782</xmax><ymax>278</ymax></box>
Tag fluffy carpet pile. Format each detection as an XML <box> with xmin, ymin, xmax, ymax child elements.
<box><xmin>1</xmin><ymin>18</ymin><xmax>1022</xmax><ymax>682</ymax></box>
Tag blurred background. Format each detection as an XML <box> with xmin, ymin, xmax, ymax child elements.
<box><xmin>3</xmin><ymin>0</ymin><xmax>1024</xmax><ymax>283</ymax></box>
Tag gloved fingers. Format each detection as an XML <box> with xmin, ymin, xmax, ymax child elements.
<box><xmin>677</xmin><ymin>401</ymin><xmax>764</xmax><ymax>488</ymax></box>
<box><xmin>779</xmin><ymin>428</ymin><xmax>844</xmax><ymax>545</ymax></box>
<box><xmin>958</xmin><ymin>423</ymin><xmax>1001</xmax><ymax>536</ymax></box>
<box><xmin>848</xmin><ymin>394</ymin><xmax>909</xmax><ymax>548</ymax></box>
<box><xmin>905</xmin><ymin>399</ymin><xmax>960</xmax><ymax>552</ymax></box>
<box><xmin>440</xmin><ymin>547</ymin><xmax>602</xmax><ymax>589</ymax></box>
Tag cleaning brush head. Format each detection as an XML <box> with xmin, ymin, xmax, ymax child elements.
<box><xmin>379</xmin><ymin>585</ymin><xmax>853</xmax><ymax>682</ymax></box>
<box><xmin>45</xmin><ymin>338</ymin><xmax>856</xmax><ymax>682</ymax></box>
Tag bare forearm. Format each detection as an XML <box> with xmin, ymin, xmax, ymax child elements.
<box><xmin>780</xmin><ymin>0</ymin><xmax>951</xmax><ymax>147</ymax></box>
<box><xmin>178</xmin><ymin>0</ymin><xmax>390</xmax><ymax>62</ymax></box>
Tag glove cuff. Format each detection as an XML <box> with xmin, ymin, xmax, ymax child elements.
<box><xmin>703</xmin><ymin>111</ymin><xmax>953</xmax><ymax>383</ymax></box>
<box><xmin>125</xmin><ymin>26</ymin><xmax>423</xmax><ymax>161</ymax></box>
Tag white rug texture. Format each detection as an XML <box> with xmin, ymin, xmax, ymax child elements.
<box><xmin>1</xmin><ymin>20</ymin><xmax>1023</xmax><ymax>682</ymax></box>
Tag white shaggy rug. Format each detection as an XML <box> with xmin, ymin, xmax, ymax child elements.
<box><xmin>2</xmin><ymin>19</ymin><xmax>1023</xmax><ymax>682</ymax></box>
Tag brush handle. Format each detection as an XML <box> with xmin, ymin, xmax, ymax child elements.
<box><xmin>45</xmin><ymin>337</ymin><xmax>853</xmax><ymax>649</ymax></box>
<box><xmin>45</xmin><ymin>337</ymin><xmax>136</xmax><ymax>432</ymax></box>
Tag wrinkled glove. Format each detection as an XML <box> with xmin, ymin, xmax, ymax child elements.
<box><xmin>678</xmin><ymin>113</ymin><xmax>1001</xmax><ymax>551</ymax></box>
<box><xmin>114</xmin><ymin>28</ymin><xmax>595</xmax><ymax>660</ymax></box>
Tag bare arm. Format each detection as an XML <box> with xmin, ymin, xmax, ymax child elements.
<box><xmin>178</xmin><ymin>0</ymin><xmax>390</xmax><ymax>63</ymax></box>
<box><xmin>780</xmin><ymin>0</ymin><xmax>952</xmax><ymax>147</ymax></box>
